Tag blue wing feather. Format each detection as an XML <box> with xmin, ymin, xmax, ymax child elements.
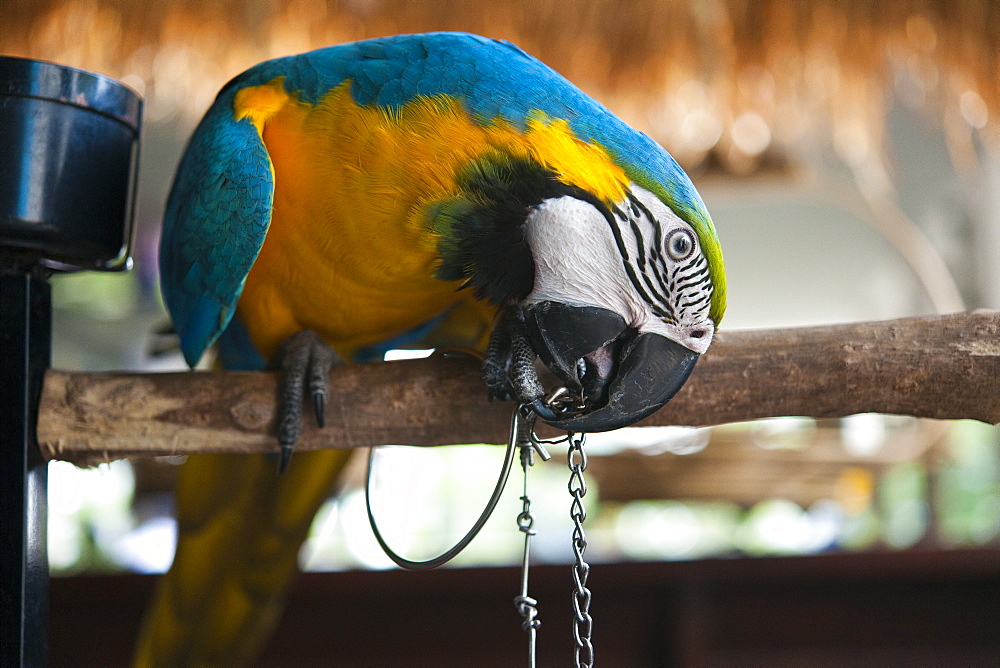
<box><xmin>159</xmin><ymin>93</ymin><xmax>273</xmax><ymax>367</ymax></box>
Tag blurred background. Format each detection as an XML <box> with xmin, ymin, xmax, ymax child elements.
<box><xmin>3</xmin><ymin>0</ymin><xmax>999</xmax><ymax>587</ymax></box>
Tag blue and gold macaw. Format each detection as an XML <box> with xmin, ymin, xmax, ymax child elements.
<box><xmin>137</xmin><ymin>32</ymin><xmax>726</xmax><ymax>665</ymax></box>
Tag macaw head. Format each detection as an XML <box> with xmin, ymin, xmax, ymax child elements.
<box><xmin>434</xmin><ymin>152</ymin><xmax>726</xmax><ymax>432</ymax></box>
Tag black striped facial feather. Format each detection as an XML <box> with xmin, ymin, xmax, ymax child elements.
<box><xmin>608</xmin><ymin>190</ymin><xmax>713</xmax><ymax>330</ymax></box>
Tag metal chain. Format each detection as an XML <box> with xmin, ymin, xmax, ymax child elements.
<box><xmin>568</xmin><ymin>431</ymin><xmax>594</xmax><ymax>667</ymax></box>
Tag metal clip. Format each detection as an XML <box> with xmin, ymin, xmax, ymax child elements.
<box><xmin>517</xmin><ymin>404</ymin><xmax>552</xmax><ymax>462</ymax></box>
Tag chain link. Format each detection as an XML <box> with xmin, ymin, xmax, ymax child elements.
<box><xmin>568</xmin><ymin>431</ymin><xmax>594</xmax><ymax>667</ymax></box>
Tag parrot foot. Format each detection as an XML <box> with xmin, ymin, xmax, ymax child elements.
<box><xmin>483</xmin><ymin>308</ymin><xmax>516</xmax><ymax>402</ymax></box>
<box><xmin>276</xmin><ymin>330</ymin><xmax>342</xmax><ymax>473</ymax></box>
<box><xmin>482</xmin><ymin>306</ymin><xmax>565</xmax><ymax>421</ymax></box>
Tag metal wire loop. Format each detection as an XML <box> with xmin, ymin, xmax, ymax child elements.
<box><xmin>363</xmin><ymin>407</ymin><xmax>525</xmax><ymax>571</ymax></box>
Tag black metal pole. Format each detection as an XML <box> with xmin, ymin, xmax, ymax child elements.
<box><xmin>0</xmin><ymin>267</ymin><xmax>51</xmax><ymax>667</ymax></box>
<box><xmin>0</xmin><ymin>55</ymin><xmax>141</xmax><ymax>665</ymax></box>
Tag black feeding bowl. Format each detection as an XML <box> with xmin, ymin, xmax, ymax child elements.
<box><xmin>0</xmin><ymin>56</ymin><xmax>142</xmax><ymax>271</ymax></box>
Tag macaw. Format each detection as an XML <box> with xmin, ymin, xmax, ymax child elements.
<box><xmin>136</xmin><ymin>32</ymin><xmax>726</xmax><ymax>665</ymax></box>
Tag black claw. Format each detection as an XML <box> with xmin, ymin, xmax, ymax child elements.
<box><xmin>278</xmin><ymin>445</ymin><xmax>294</xmax><ymax>474</ymax></box>
<box><xmin>308</xmin><ymin>340</ymin><xmax>336</xmax><ymax>427</ymax></box>
<box><xmin>314</xmin><ymin>393</ymin><xmax>326</xmax><ymax>428</ymax></box>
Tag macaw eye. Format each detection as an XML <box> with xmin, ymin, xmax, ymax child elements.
<box><xmin>665</xmin><ymin>229</ymin><xmax>695</xmax><ymax>261</ymax></box>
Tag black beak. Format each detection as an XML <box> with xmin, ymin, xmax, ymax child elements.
<box><xmin>523</xmin><ymin>301</ymin><xmax>699</xmax><ymax>432</ymax></box>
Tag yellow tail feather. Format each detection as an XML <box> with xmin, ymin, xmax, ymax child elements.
<box><xmin>132</xmin><ymin>449</ymin><xmax>352</xmax><ymax>667</ymax></box>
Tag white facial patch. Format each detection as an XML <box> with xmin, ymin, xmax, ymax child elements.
<box><xmin>523</xmin><ymin>184</ymin><xmax>715</xmax><ymax>354</ymax></box>
<box><xmin>523</xmin><ymin>195</ymin><xmax>642</xmax><ymax>320</ymax></box>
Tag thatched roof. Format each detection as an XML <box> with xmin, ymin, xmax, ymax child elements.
<box><xmin>5</xmin><ymin>0</ymin><xmax>998</xmax><ymax>173</ymax></box>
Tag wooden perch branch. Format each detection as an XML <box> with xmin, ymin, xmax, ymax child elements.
<box><xmin>38</xmin><ymin>310</ymin><xmax>1000</xmax><ymax>466</ymax></box>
